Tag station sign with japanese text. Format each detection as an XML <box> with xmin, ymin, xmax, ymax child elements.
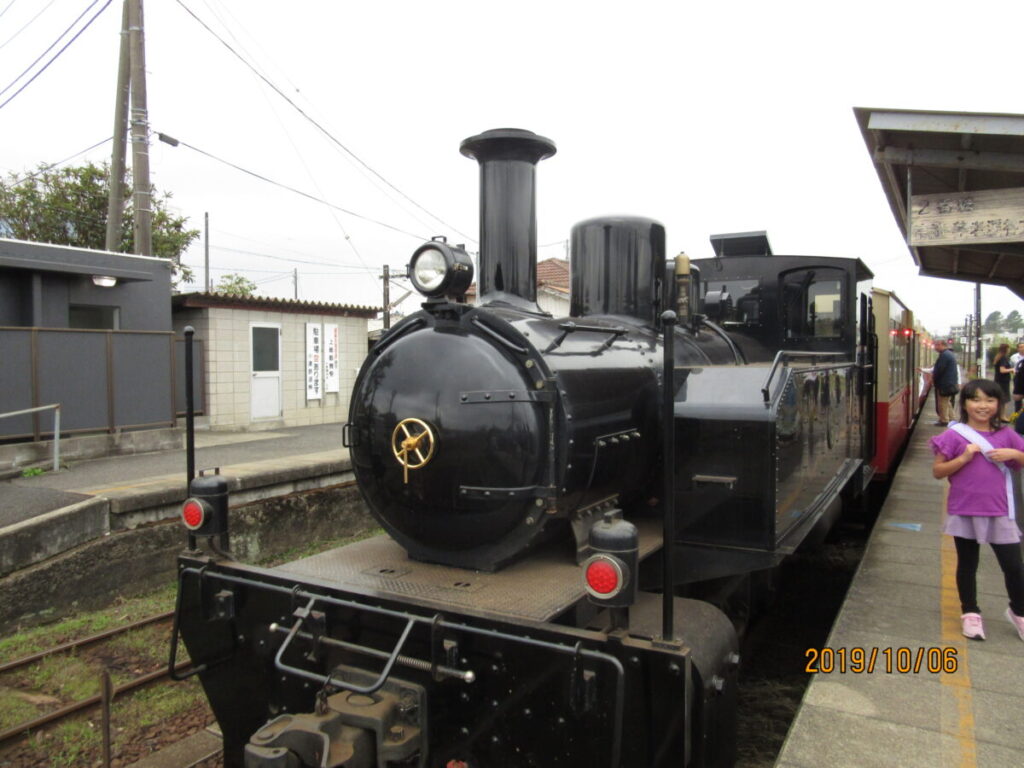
<box><xmin>910</xmin><ymin>187</ymin><xmax>1024</xmax><ymax>247</ymax></box>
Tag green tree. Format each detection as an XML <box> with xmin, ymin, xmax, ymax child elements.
<box><xmin>216</xmin><ymin>272</ymin><xmax>257</xmax><ymax>297</ymax></box>
<box><xmin>983</xmin><ymin>310</ymin><xmax>1004</xmax><ymax>333</ymax></box>
<box><xmin>1005</xmin><ymin>310</ymin><xmax>1023</xmax><ymax>335</ymax></box>
<box><xmin>0</xmin><ymin>161</ymin><xmax>198</xmax><ymax>285</ymax></box>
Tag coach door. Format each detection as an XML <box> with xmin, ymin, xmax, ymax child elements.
<box><xmin>251</xmin><ymin>323</ymin><xmax>282</xmax><ymax>420</ymax></box>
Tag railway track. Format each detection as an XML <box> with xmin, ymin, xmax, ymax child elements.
<box><xmin>0</xmin><ymin>610</ymin><xmax>172</xmax><ymax>676</ymax></box>
<box><xmin>0</xmin><ymin>610</ymin><xmax>205</xmax><ymax>759</ymax></box>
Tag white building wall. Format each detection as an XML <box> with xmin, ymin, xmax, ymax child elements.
<box><xmin>175</xmin><ymin>306</ymin><xmax>368</xmax><ymax>430</ymax></box>
<box><xmin>537</xmin><ymin>291</ymin><xmax>570</xmax><ymax>317</ymax></box>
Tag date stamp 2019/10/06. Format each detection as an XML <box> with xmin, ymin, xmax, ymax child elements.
<box><xmin>805</xmin><ymin>647</ymin><xmax>959</xmax><ymax>674</ymax></box>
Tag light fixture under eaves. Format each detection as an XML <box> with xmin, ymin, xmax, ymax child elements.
<box><xmin>92</xmin><ymin>275</ymin><xmax>117</xmax><ymax>287</ymax></box>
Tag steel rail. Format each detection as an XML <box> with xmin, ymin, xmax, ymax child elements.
<box><xmin>0</xmin><ymin>611</ymin><xmax>174</xmax><ymax>675</ymax></box>
<box><xmin>0</xmin><ymin>660</ymin><xmax>190</xmax><ymax>746</ymax></box>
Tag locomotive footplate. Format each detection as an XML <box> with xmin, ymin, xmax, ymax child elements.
<box><xmin>274</xmin><ymin>518</ymin><xmax>663</xmax><ymax>624</ymax></box>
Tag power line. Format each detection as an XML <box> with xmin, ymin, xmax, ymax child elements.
<box><xmin>8</xmin><ymin>137</ymin><xmax>112</xmax><ymax>185</ymax></box>
<box><xmin>158</xmin><ymin>132</ymin><xmax>431</xmax><ymax>241</ymax></box>
<box><xmin>0</xmin><ymin>0</ymin><xmax>102</xmax><ymax>97</ymax></box>
<box><xmin>211</xmin><ymin>244</ymin><xmax>375</xmax><ymax>270</ymax></box>
<box><xmin>0</xmin><ymin>0</ymin><xmax>59</xmax><ymax>51</ymax></box>
<box><xmin>0</xmin><ymin>0</ymin><xmax>18</xmax><ymax>21</ymax></box>
<box><xmin>0</xmin><ymin>0</ymin><xmax>113</xmax><ymax>112</ymax></box>
<box><xmin>171</xmin><ymin>0</ymin><xmax>474</xmax><ymax>244</ymax></box>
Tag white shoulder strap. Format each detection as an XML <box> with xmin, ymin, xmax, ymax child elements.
<box><xmin>948</xmin><ymin>422</ymin><xmax>1015</xmax><ymax>521</ymax></box>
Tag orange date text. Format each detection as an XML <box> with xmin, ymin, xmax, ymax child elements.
<box><xmin>804</xmin><ymin>646</ymin><xmax>958</xmax><ymax>674</ymax></box>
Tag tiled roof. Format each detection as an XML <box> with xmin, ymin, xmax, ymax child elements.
<box><xmin>172</xmin><ymin>292</ymin><xmax>379</xmax><ymax>318</ymax></box>
<box><xmin>465</xmin><ymin>257</ymin><xmax>570</xmax><ymax>299</ymax></box>
<box><xmin>536</xmin><ymin>257</ymin><xmax>569</xmax><ymax>288</ymax></box>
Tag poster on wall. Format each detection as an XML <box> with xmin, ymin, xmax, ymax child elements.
<box><xmin>325</xmin><ymin>324</ymin><xmax>340</xmax><ymax>393</ymax></box>
<box><xmin>306</xmin><ymin>323</ymin><xmax>321</xmax><ymax>401</ymax></box>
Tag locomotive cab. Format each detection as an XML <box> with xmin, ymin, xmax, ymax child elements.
<box><xmin>673</xmin><ymin>241</ymin><xmax>874</xmax><ymax>582</ymax></box>
<box><xmin>694</xmin><ymin>231</ymin><xmax>872</xmax><ymax>364</ymax></box>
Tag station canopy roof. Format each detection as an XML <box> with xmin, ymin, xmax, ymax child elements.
<box><xmin>855</xmin><ymin>107</ymin><xmax>1024</xmax><ymax>300</ymax></box>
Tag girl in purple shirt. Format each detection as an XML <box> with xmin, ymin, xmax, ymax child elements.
<box><xmin>930</xmin><ymin>379</ymin><xmax>1024</xmax><ymax>642</ymax></box>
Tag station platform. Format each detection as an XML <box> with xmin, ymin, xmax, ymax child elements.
<box><xmin>776</xmin><ymin>421</ymin><xmax>1024</xmax><ymax>768</ymax></box>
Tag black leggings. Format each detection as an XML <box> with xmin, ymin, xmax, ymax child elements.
<box><xmin>954</xmin><ymin>536</ymin><xmax>1024</xmax><ymax>616</ymax></box>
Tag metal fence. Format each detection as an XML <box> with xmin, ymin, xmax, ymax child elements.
<box><xmin>0</xmin><ymin>327</ymin><xmax>205</xmax><ymax>441</ymax></box>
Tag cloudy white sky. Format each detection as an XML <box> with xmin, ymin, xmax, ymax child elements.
<box><xmin>2</xmin><ymin>0</ymin><xmax>1023</xmax><ymax>335</ymax></box>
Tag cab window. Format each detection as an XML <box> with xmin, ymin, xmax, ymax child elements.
<box><xmin>780</xmin><ymin>268</ymin><xmax>843</xmax><ymax>340</ymax></box>
<box><xmin>701</xmin><ymin>278</ymin><xmax>762</xmax><ymax>326</ymax></box>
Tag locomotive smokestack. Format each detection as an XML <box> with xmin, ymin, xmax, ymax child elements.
<box><xmin>460</xmin><ymin>128</ymin><xmax>556</xmax><ymax>307</ymax></box>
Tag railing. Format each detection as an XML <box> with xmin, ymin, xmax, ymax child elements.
<box><xmin>0</xmin><ymin>404</ymin><xmax>61</xmax><ymax>471</ymax></box>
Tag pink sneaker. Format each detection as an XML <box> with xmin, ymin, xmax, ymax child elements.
<box><xmin>1006</xmin><ymin>608</ymin><xmax>1024</xmax><ymax>642</ymax></box>
<box><xmin>961</xmin><ymin>612</ymin><xmax>986</xmax><ymax>640</ymax></box>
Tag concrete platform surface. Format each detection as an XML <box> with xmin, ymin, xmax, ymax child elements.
<box><xmin>0</xmin><ymin>423</ymin><xmax>346</xmax><ymax>525</ymax></box>
<box><xmin>776</xmin><ymin>420</ymin><xmax>1024</xmax><ymax>768</ymax></box>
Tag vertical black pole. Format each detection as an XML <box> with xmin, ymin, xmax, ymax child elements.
<box><xmin>184</xmin><ymin>325</ymin><xmax>197</xmax><ymax>551</ymax></box>
<box><xmin>661</xmin><ymin>310</ymin><xmax>677</xmax><ymax>641</ymax></box>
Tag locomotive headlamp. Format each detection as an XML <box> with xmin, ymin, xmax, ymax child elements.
<box><xmin>409</xmin><ymin>237</ymin><xmax>473</xmax><ymax>299</ymax></box>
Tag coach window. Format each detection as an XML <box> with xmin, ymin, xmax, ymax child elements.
<box><xmin>780</xmin><ymin>268</ymin><xmax>844</xmax><ymax>340</ymax></box>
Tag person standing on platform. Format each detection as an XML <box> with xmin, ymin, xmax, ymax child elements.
<box><xmin>929</xmin><ymin>339</ymin><xmax>959</xmax><ymax>426</ymax></box>
<box><xmin>1010</xmin><ymin>341</ymin><xmax>1024</xmax><ymax>369</ymax></box>
<box><xmin>1013</xmin><ymin>342</ymin><xmax>1024</xmax><ymax>413</ymax></box>
<box><xmin>994</xmin><ymin>344</ymin><xmax>1013</xmax><ymax>414</ymax></box>
<box><xmin>931</xmin><ymin>379</ymin><xmax>1024</xmax><ymax>642</ymax></box>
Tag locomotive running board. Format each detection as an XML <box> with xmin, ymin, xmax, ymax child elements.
<box><xmin>275</xmin><ymin>517</ymin><xmax>663</xmax><ymax>625</ymax></box>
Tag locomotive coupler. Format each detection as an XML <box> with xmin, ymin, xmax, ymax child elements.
<box><xmin>245</xmin><ymin>667</ymin><xmax>427</xmax><ymax>768</ymax></box>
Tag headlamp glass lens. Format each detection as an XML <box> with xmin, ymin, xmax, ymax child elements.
<box><xmin>413</xmin><ymin>248</ymin><xmax>448</xmax><ymax>292</ymax></box>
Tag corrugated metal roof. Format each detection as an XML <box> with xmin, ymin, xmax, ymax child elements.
<box><xmin>855</xmin><ymin>106</ymin><xmax>1024</xmax><ymax>299</ymax></box>
<box><xmin>172</xmin><ymin>292</ymin><xmax>379</xmax><ymax>317</ymax></box>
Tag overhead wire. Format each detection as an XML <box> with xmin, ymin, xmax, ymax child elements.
<box><xmin>243</xmin><ymin>60</ymin><xmax>371</xmax><ymax>271</ymax></box>
<box><xmin>178</xmin><ymin>0</ymin><xmax>442</xmax><ymax>241</ymax></box>
<box><xmin>8</xmin><ymin>136</ymin><xmax>112</xmax><ymax>185</ymax></box>
<box><xmin>171</xmin><ymin>0</ymin><xmax>474</xmax><ymax>244</ymax></box>
<box><xmin>211</xmin><ymin>244</ymin><xmax>375</xmax><ymax>270</ymax></box>
<box><xmin>158</xmin><ymin>133</ymin><xmax>431</xmax><ymax>241</ymax></box>
<box><xmin>0</xmin><ymin>0</ymin><xmax>18</xmax><ymax>21</ymax></box>
<box><xmin>0</xmin><ymin>0</ymin><xmax>59</xmax><ymax>51</ymax></box>
<box><xmin>0</xmin><ymin>0</ymin><xmax>113</xmax><ymax>111</ymax></box>
<box><xmin>0</xmin><ymin>0</ymin><xmax>103</xmax><ymax>97</ymax></box>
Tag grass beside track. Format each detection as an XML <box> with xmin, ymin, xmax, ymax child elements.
<box><xmin>0</xmin><ymin>529</ymin><xmax>380</xmax><ymax>767</ymax></box>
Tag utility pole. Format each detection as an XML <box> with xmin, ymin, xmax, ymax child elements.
<box><xmin>382</xmin><ymin>265</ymin><xmax>391</xmax><ymax>330</ymax></box>
<box><xmin>105</xmin><ymin>0</ymin><xmax>130</xmax><ymax>252</ymax></box>
<box><xmin>293</xmin><ymin>268</ymin><xmax>298</xmax><ymax>300</ymax></box>
<box><xmin>128</xmin><ymin>0</ymin><xmax>152</xmax><ymax>255</ymax></box>
<box><xmin>204</xmin><ymin>212</ymin><xmax>210</xmax><ymax>292</ymax></box>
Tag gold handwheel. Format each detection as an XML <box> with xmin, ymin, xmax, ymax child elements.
<box><xmin>391</xmin><ymin>418</ymin><xmax>436</xmax><ymax>484</ymax></box>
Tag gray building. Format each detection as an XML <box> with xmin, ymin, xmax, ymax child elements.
<box><xmin>0</xmin><ymin>238</ymin><xmax>172</xmax><ymax>330</ymax></box>
<box><xmin>0</xmin><ymin>238</ymin><xmax>178</xmax><ymax>440</ymax></box>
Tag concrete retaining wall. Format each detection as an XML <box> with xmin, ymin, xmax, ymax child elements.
<box><xmin>0</xmin><ymin>482</ymin><xmax>375</xmax><ymax>629</ymax></box>
<box><xmin>0</xmin><ymin>455</ymin><xmax>352</xmax><ymax>576</ymax></box>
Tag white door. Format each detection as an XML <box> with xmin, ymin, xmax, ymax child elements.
<box><xmin>251</xmin><ymin>324</ymin><xmax>282</xmax><ymax>420</ymax></box>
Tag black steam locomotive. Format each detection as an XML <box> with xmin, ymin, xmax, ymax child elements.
<box><xmin>171</xmin><ymin>128</ymin><xmax>880</xmax><ymax>767</ymax></box>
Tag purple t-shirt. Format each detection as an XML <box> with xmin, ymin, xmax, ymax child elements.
<box><xmin>929</xmin><ymin>426</ymin><xmax>1024</xmax><ymax>516</ymax></box>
